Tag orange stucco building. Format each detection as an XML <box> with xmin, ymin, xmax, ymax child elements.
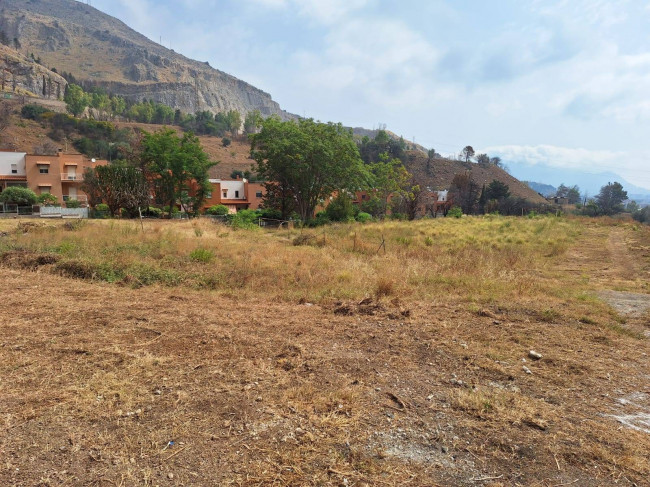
<box><xmin>202</xmin><ymin>178</ymin><xmax>266</xmax><ymax>213</ymax></box>
<box><xmin>24</xmin><ymin>152</ymin><xmax>107</xmax><ymax>205</ymax></box>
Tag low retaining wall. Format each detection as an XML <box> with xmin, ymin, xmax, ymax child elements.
<box><xmin>40</xmin><ymin>207</ymin><xmax>89</xmax><ymax>219</ymax></box>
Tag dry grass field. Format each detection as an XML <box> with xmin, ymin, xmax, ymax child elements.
<box><xmin>0</xmin><ymin>216</ymin><xmax>649</xmax><ymax>486</ymax></box>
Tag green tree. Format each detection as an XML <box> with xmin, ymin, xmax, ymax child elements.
<box><xmin>244</xmin><ymin>110</ymin><xmax>262</xmax><ymax>134</ymax></box>
<box><xmin>83</xmin><ymin>164</ymin><xmax>150</xmax><ymax>216</ymax></box>
<box><xmin>392</xmin><ymin>183</ymin><xmax>422</xmax><ymax>221</ymax></box>
<box><xmin>140</xmin><ymin>129</ymin><xmax>217</xmax><ymax>217</ymax></box>
<box><xmin>226</xmin><ymin>110</ymin><xmax>242</xmax><ymax>135</ymax></box>
<box><xmin>251</xmin><ymin>117</ymin><xmax>369</xmax><ymax>222</ymax></box>
<box><xmin>368</xmin><ymin>155</ymin><xmax>410</xmax><ymax>218</ymax></box>
<box><xmin>595</xmin><ymin>182</ymin><xmax>628</xmax><ymax>216</ymax></box>
<box><xmin>426</xmin><ymin>148</ymin><xmax>437</xmax><ymax>174</ymax></box>
<box><xmin>449</xmin><ymin>172</ymin><xmax>480</xmax><ymax>215</ymax></box>
<box><xmin>485</xmin><ymin>179</ymin><xmax>510</xmax><ymax>201</ymax></box>
<box><xmin>566</xmin><ymin>186</ymin><xmax>581</xmax><ymax>204</ymax></box>
<box><xmin>476</xmin><ymin>153</ymin><xmax>490</xmax><ymax>167</ymax></box>
<box><xmin>64</xmin><ymin>84</ymin><xmax>89</xmax><ymax>118</ymax></box>
<box><xmin>462</xmin><ymin>145</ymin><xmax>475</xmax><ymax>163</ymax></box>
<box><xmin>325</xmin><ymin>192</ymin><xmax>356</xmax><ymax>222</ymax></box>
<box><xmin>90</xmin><ymin>92</ymin><xmax>111</xmax><ymax>120</ymax></box>
<box><xmin>0</xmin><ymin>186</ymin><xmax>38</xmax><ymax>206</ymax></box>
<box><xmin>110</xmin><ymin>96</ymin><xmax>126</xmax><ymax>119</ymax></box>
<box><xmin>556</xmin><ymin>184</ymin><xmax>581</xmax><ymax>204</ymax></box>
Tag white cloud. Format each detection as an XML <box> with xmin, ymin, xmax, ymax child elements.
<box><xmin>482</xmin><ymin>144</ymin><xmax>650</xmax><ymax>188</ymax></box>
<box><xmin>244</xmin><ymin>0</ymin><xmax>370</xmax><ymax>24</ymax></box>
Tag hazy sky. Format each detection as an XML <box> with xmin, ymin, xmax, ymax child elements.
<box><xmin>89</xmin><ymin>0</ymin><xmax>650</xmax><ymax>189</ymax></box>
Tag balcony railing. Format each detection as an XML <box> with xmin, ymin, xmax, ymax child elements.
<box><xmin>61</xmin><ymin>174</ymin><xmax>82</xmax><ymax>181</ymax></box>
<box><xmin>63</xmin><ymin>195</ymin><xmax>88</xmax><ymax>203</ymax></box>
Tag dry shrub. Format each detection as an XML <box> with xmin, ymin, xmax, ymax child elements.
<box><xmin>375</xmin><ymin>276</ymin><xmax>395</xmax><ymax>298</ymax></box>
<box><xmin>292</xmin><ymin>233</ymin><xmax>315</xmax><ymax>246</ymax></box>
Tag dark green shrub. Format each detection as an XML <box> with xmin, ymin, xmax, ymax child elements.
<box><xmin>206</xmin><ymin>204</ymin><xmax>229</xmax><ymax>216</ymax></box>
<box><xmin>21</xmin><ymin>104</ymin><xmax>51</xmax><ymax>120</ymax></box>
<box><xmin>448</xmin><ymin>206</ymin><xmax>463</xmax><ymax>218</ymax></box>
<box><xmin>0</xmin><ymin>186</ymin><xmax>38</xmax><ymax>206</ymax></box>
<box><xmin>65</xmin><ymin>199</ymin><xmax>81</xmax><ymax>208</ymax></box>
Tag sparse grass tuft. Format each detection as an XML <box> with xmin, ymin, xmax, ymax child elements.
<box><xmin>189</xmin><ymin>248</ymin><xmax>214</xmax><ymax>263</ymax></box>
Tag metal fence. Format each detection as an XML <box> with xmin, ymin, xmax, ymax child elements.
<box><xmin>0</xmin><ymin>205</ymin><xmax>35</xmax><ymax>216</ymax></box>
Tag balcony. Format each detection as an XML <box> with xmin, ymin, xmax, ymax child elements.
<box><xmin>61</xmin><ymin>174</ymin><xmax>83</xmax><ymax>181</ymax></box>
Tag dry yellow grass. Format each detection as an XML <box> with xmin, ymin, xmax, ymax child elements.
<box><xmin>0</xmin><ymin>215</ymin><xmax>648</xmax><ymax>486</ymax></box>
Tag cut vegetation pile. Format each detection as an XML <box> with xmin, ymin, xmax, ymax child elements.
<box><xmin>0</xmin><ymin>216</ymin><xmax>648</xmax><ymax>486</ymax></box>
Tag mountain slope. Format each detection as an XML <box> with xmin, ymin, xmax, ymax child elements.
<box><xmin>405</xmin><ymin>153</ymin><xmax>548</xmax><ymax>204</ymax></box>
<box><xmin>0</xmin><ymin>0</ymin><xmax>292</xmax><ymax>118</ymax></box>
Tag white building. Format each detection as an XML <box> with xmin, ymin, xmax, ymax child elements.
<box><xmin>0</xmin><ymin>152</ymin><xmax>27</xmax><ymax>192</ymax></box>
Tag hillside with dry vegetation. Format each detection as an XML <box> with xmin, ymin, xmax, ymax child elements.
<box><xmin>0</xmin><ymin>216</ymin><xmax>649</xmax><ymax>486</ymax></box>
<box><xmin>404</xmin><ymin>152</ymin><xmax>548</xmax><ymax>205</ymax></box>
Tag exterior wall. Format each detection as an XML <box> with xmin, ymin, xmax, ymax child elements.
<box><xmin>203</xmin><ymin>179</ymin><xmax>253</xmax><ymax>212</ymax></box>
<box><xmin>25</xmin><ymin>152</ymin><xmax>108</xmax><ymax>206</ymax></box>
<box><xmin>0</xmin><ymin>152</ymin><xmax>26</xmax><ymax>176</ymax></box>
<box><xmin>216</xmin><ymin>179</ymin><xmax>247</xmax><ymax>200</ymax></box>
<box><xmin>26</xmin><ymin>154</ymin><xmax>64</xmax><ymax>202</ymax></box>
<box><xmin>248</xmin><ymin>182</ymin><xmax>265</xmax><ymax>210</ymax></box>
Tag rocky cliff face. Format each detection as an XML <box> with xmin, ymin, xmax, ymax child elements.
<box><xmin>0</xmin><ymin>0</ymin><xmax>292</xmax><ymax>118</ymax></box>
<box><xmin>0</xmin><ymin>45</ymin><xmax>67</xmax><ymax>99</ymax></box>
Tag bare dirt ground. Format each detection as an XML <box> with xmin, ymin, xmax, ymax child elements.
<box><xmin>1</xmin><ymin>220</ymin><xmax>649</xmax><ymax>486</ymax></box>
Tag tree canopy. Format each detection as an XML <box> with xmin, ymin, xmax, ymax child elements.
<box><xmin>595</xmin><ymin>182</ymin><xmax>627</xmax><ymax>215</ymax></box>
<box><xmin>0</xmin><ymin>186</ymin><xmax>37</xmax><ymax>206</ymax></box>
<box><xmin>251</xmin><ymin>117</ymin><xmax>369</xmax><ymax>221</ymax></box>
<box><xmin>140</xmin><ymin>129</ymin><xmax>217</xmax><ymax>216</ymax></box>
<box><xmin>64</xmin><ymin>84</ymin><xmax>89</xmax><ymax>118</ymax></box>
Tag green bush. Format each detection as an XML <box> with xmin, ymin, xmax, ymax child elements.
<box><xmin>325</xmin><ymin>193</ymin><xmax>356</xmax><ymax>222</ymax></box>
<box><xmin>308</xmin><ymin>211</ymin><xmax>330</xmax><ymax>227</ymax></box>
<box><xmin>95</xmin><ymin>203</ymin><xmax>109</xmax><ymax>212</ymax></box>
<box><xmin>189</xmin><ymin>248</ymin><xmax>214</xmax><ymax>263</ymax></box>
<box><xmin>356</xmin><ymin>212</ymin><xmax>372</xmax><ymax>223</ymax></box>
<box><xmin>0</xmin><ymin>186</ymin><xmax>38</xmax><ymax>206</ymax></box>
<box><xmin>21</xmin><ymin>104</ymin><xmax>51</xmax><ymax>120</ymax></box>
<box><xmin>206</xmin><ymin>204</ymin><xmax>229</xmax><ymax>216</ymax></box>
<box><xmin>65</xmin><ymin>199</ymin><xmax>81</xmax><ymax>208</ymax></box>
<box><xmin>227</xmin><ymin>209</ymin><xmax>259</xmax><ymax>229</ymax></box>
<box><xmin>448</xmin><ymin>206</ymin><xmax>463</xmax><ymax>218</ymax></box>
<box><xmin>143</xmin><ymin>206</ymin><xmax>163</xmax><ymax>218</ymax></box>
<box><xmin>222</xmin><ymin>137</ymin><xmax>231</xmax><ymax>147</ymax></box>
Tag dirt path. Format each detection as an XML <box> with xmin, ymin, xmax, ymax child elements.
<box><xmin>562</xmin><ymin>224</ymin><xmax>650</xmax><ymax>322</ymax></box>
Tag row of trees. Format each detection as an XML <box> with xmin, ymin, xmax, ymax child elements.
<box><xmin>82</xmin><ymin>130</ymin><xmax>216</xmax><ymax>217</ymax></box>
<box><xmin>448</xmin><ymin>173</ymin><xmax>534</xmax><ymax>216</ymax></box>
<box><xmin>251</xmin><ymin>118</ymin><xmax>425</xmax><ymax>222</ymax></box>
<box><xmin>63</xmin><ymin>84</ymin><xmax>263</xmax><ymax>137</ymax></box>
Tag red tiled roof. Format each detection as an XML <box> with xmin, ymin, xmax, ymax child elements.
<box><xmin>0</xmin><ymin>175</ymin><xmax>27</xmax><ymax>181</ymax></box>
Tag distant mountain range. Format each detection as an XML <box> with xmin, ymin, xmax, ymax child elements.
<box><xmin>506</xmin><ymin>163</ymin><xmax>650</xmax><ymax>202</ymax></box>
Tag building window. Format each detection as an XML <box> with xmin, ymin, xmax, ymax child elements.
<box><xmin>39</xmin><ymin>187</ymin><xmax>50</xmax><ymax>194</ymax></box>
<box><xmin>39</xmin><ymin>165</ymin><xmax>49</xmax><ymax>174</ymax></box>
<box><xmin>256</xmin><ymin>191</ymin><xmax>263</xmax><ymax>198</ymax></box>
<box><xmin>235</xmin><ymin>190</ymin><xmax>239</xmax><ymax>198</ymax></box>
<box><xmin>206</xmin><ymin>192</ymin><xmax>212</xmax><ymax>199</ymax></box>
<box><xmin>361</xmin><ymin>194</ymin><xmax>367</xmax><ymax>200</ymax></box>
<box><xmin>222</xmin><ymin>190</ymin><xmax>228</xmax><ymax>198</ymax></box>
<box><xmin>11</xmin><ymin>164</ymin><xmax>17</xmax><ymax>174</ymax></box>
